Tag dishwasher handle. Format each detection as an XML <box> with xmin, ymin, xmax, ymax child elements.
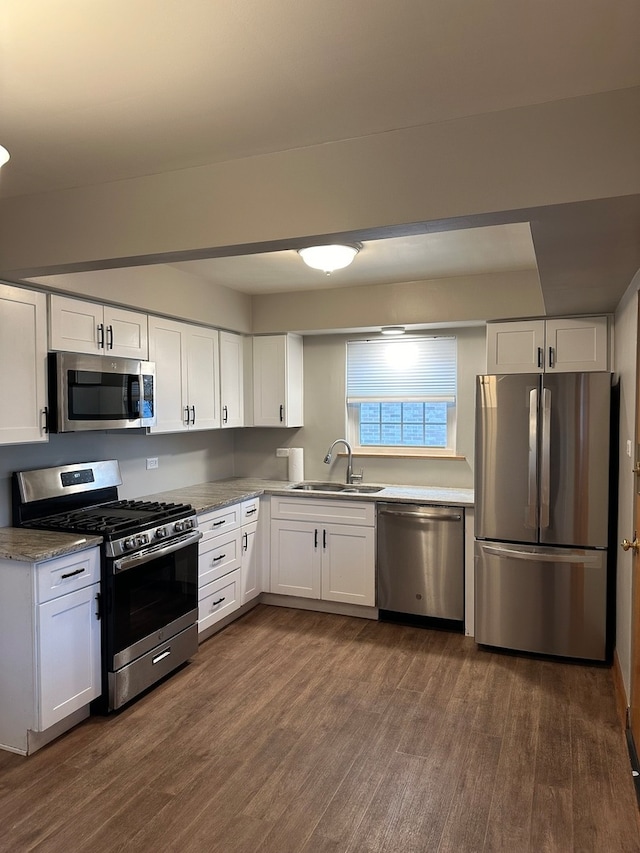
<box><xmin>378</xmin><ymin>508</ymin><xmax>462</xmax><ymax>522</ymax></box>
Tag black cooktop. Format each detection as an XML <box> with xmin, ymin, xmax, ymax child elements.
<box><xmin>30</xmin><ymin>499</ymin><xmax>195</xmax><ymax>538</ymax></box>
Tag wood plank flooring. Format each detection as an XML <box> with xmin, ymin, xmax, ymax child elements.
<box><xmin>1</xmin><ymin>604</ymin><xmax>639</xmax><ymax>852</ymax></box>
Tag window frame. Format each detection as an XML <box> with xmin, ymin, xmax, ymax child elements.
<box><xmin>345</xmin><ymin>336</ymin><xmax>458</xmax><ymax>458</ymax></box>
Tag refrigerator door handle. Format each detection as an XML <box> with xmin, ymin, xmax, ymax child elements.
<box><xmin>540</xmin><ymin>387</ymin><xmax>551</xmax><ymax>529</ymax></box>
<box><xmin>527</xmin><ymin>388</ymin><xmax>538</xmax><ymax>528</ymax></box>
<box><xmin>481</xmin><ymin>544</ymin><xmax>601</xmax><ymax>564</ymax></box>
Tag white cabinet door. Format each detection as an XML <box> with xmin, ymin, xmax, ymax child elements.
<box><xmin>0</xmin><ymin>284</ymin><xmax>48</xmax><ymax>445</ymax></box>
<box><xmin>220</xmin><ymin>331</ymin><xmax>244</xmax><ymax>428</ymax></box>
<box><xmin>321</xmin><ymin>524</ymin><xmax>375</xmax><ymax>607</ymax></box>
<box><xmin>103</xmin><ymin>306</ymin><xmax>148</xmax><ymax>359</ymax></box>
<box><xmin>37</xmin><ymin>582</ymin><xmax>101</xmax><ymax>731</ymax></box>
<box><xmin>485</xmin><ymin>320</ymin><xmax>545</xmax><ymax>374</ymax></box>
<box><xmin>253</xmin><ymin>334</ymin><xmax>303</xmax><ymax>427</ymax></box>
<box><xmin>49</xmin><ymin>295</ymin><xmax>148</xmax><ymax>358</ymax></box>
<box><xmin>486</xmin><ymin>317</ymin><xmax>609</xmax><ymax>374</ymax></box>
<box><xmin>241</xmin><ymin>520</ymin><xmax>260</xmax><ymax>603</ymax></box>
<box><xmin>186</xmin><ymin>326</ymin><xmax>220</xmax><ymax>430</ymax></box>
<box><xmin>270</xmin><ymin>518</ymin><xmax>320</xmax><ymax>598</ymax></box>
<box><xmin>49</xmin><ymin>295</ymin><xmax>103</xmax><ymax>353</ymax></box>
<box><xmin>148</xmin><ymin>316</ymin><xmax>189</xmax><ymax>433</ymax></box>
<box><xmin>546</xmin><ymin>317</ymin><xmax>608</xmax><ymax>372</ymax></box>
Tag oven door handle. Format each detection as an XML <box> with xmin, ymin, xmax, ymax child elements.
<box><xmin>112</xmin><ymin>530</ymin><xmax>202</xmax><ymax>573</ymax></box>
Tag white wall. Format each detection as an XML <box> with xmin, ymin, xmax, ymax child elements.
<box><xmin>235</xmin><ymin>326</ymin><xmax>485</xmax><ymax>488</ymax></box>
<box><xmin>0</xmin><ymin>430</ymin><xmax>235</xmax><ymax>528</ymax></box>
<box><xmin>614</xmin><ymin>271</ymin><xmax>640</xmax><ymax>701</ymax></box>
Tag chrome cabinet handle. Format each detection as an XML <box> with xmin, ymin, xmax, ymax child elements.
<box><xmin>243</xmin><ymin>532</ymin><xmax>248</xmax><ymax>551</ymax></box>
<box><xmin>223</xmin><ymin>405</ymin><xmax>228</xmax><ymax>424</ymax></box>
<box><xmin>537</xmin><ymin>346</ymin><xmax>544</xmax><ymax>369</ymax></box>
<box><xmin>212</xmin><ymin>553</ymin><xmax>226</xmax><ymax>562</ymax></box>
<box><xmin>184</xmin><ymin>406</ymin><xmax>190</xmax><ymax>425</ymax></box>
<box><xmin>107</xmin><ymin>325</ymin><xmax>114</xmax><ymax>350</ymax></box>
<box><xmin>41</xmin><ymin>406</ymin><xmax>49</xmax><ymax>433</ymax></box>
<box><xmin>97</xmin><ymin>323</ymin><xmax>105</xmax><ymax>349</ymax></box>
<box><xmin>245</xmin><ymin>506</ymin><xmax>257</xmax><ymax>515</ymax></box>
<box><xmin>279</xmin><ymin>404</ymin><xmax>284</xmax><ymax>423</ymax></box>
<box><xmin>548</xmin><ymin>346</ymin><xmax>555</xmax><ymax>368</ymax></box>
<box><xmin>191</xmin><ymin>405</ymin><xmax>196</xmax><ymax>425</ymax></box>
<box><xmin>211</xmin><ymin>597</ymin><xmax>226</xmax><ymax>607</ymax></box>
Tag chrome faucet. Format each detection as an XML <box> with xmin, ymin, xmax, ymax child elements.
<box><xmin>323</xmin><ymin>438</ymin><xmax>362</xmax><ymax>484</ymax></box>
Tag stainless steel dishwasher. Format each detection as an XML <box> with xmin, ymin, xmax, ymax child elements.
<box><xmin>377</xmin><ymin>503</ymin><xmax>464</xmax><ymax>621</ymax></box>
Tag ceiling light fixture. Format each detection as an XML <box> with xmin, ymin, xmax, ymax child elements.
<box><xmin>381</xmin><ymin>326</ymin><xmax>406</xmax><ymax>336</ymax></box>
<box><xmin>298</xmin><ymin>243</ymin><xmax>360</xmax><ymax>274</ymax></box>
<box><xmin>0</xmin><ymin>145</ymin><xmax>10</xmax><ymax>168</ymax></box>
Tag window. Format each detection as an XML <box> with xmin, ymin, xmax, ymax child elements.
<box><xmin>346</xmin><ymin>336</ymin><xmax>457</xmax><ymax>454</ymax></box>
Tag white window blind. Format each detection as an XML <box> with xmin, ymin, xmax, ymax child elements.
<box><xmin>347</xmin><ymin>337</ymin><xmax>457</xmax><ymax>401</ymax></box>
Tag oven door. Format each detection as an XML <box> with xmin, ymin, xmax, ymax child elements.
<box><xmin>105</xmin><ymin>531</ymin><xmax>200</xmax><ymax>670</ymax></box>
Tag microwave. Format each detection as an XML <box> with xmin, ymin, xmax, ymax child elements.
<box><xmin>48</xmin><ymin>351</ymin><xmax>156</xmax><ymax>432</ymax></box>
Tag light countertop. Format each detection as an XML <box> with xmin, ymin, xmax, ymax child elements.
<box><xmin>0</xmin><ymin>478</ymin><xmax>474</xmax><ymax>562</ymax></box>
<box><xmin>141</xmin><ymin>477</ymin><xmax>475</xmax><ymax>514</ymax></box>
<box><xmin>0</xmin><ymin>529</ymin><xmax>102</xmax><ymax>563</ymax></box>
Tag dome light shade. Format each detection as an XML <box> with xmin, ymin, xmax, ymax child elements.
<box><xmin>381</xmin><ymin>326</ymin><xmax>406</xmax><ymax>336</ymax></box>
<box><xmin>0</xmin><ymin>146</ymin><xmax>10</xmax><ymax>167</ymax></box>
<box><xmin>298</xmin><ymin>244</ymin><xmax>360</xmax><ymax>273</ymax></box>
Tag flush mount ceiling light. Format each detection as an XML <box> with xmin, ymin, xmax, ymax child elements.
<box><xmin>298</xmin><ymin>243</ymin><xmax>360</xmax><ymax>274</ymax></box>
<box><xmin>381</xmin><ymin>326</ymin><xmax>406</xmax><ymax>336</ymax></box>
<box><xmin>0</xmin><ymin>145</ymin><xmax>10</xmax><ymax>168</ymax></box>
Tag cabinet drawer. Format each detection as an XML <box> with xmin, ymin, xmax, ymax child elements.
<box><xmin>198</xmin><ymin>569</ymin><xmax>241</xmax><ymax>633</ymax></box>
<box><xmin>270</xmin><ymin>496</ymin><xmax>375</xmax><ymax>526</ymax></box>
<box><xmin>198</xmin><ymin>504</ymin><xmax>241</xmax><ymax>542</ymax></box>
<box><xmin>36</xmin><ymin>548</ymin><xmax>101</xmax><ymax>604</ymax></box>
<box><xmin>241</xmin><ymin>497</ymin><xmax>260</xmax><ymax>523</ymax></box>
<box><xmin>198</xmin><ymin>529</ymin><xmax>241</xmax><ymax>586</ymax></box>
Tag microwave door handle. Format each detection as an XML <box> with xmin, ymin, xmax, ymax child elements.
<box><xmin>126</xmin><ymin>375</ymin><xmax>142</xmax><ymax>417</ymax></box>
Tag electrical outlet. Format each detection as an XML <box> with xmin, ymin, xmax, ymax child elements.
<box><xmin>146</xmin><ymin>457</ymin><xmax>159</xmax><ymax>470</ymax></box>
<box><xmin>628</xmin><ymin>440</ymin><xmax>633</xmax><ymax>458</ymax></box>
<box><xmin>276</xmin><ymin>448</ymin><xmax>290</xmax><ymax>458</ymax></box>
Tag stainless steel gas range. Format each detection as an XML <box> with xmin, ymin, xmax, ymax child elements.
<box><xmin>12</xmin><ymin>460</ymin><xmax>201</xmax><ymax>711</ymax></box>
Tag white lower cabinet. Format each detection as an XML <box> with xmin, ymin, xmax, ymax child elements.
<box><xmin>0</xmin><ymin>547</ymin><xmax>101</xmax><ymax>755</ymax></box>
<box><xmin>270</xmin><ymin>497</ymin><xmax>375</xmax><ymax>607</ymax></box>
<box><xmin>197</xmin><ymin>497</ymin><xmax>263</xmax><ymax>637</ymax></box>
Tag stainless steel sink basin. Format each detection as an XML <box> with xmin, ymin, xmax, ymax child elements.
<box><xmin>291</xmin><ymin>482</ymin><xmax>384</xmax><ymax>494</ymax></box>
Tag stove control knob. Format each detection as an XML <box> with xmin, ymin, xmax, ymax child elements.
<box><xmin>155</xmin><ymin>527</ymin><xmax>167</xmax><ymax>539</ymax></box>
<box><xmin>123</xmin><ymin>538</ymin><xmax>135</xmax><ymax>551</ymax></box>
<box><xmin>174</xmin><ymin>520</ymin><xmax>185</xmax><ymax>532</ymax></box>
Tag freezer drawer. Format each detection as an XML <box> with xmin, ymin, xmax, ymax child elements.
<box><xmin>475</xmin><ymin>541</ymin><xmax>607</xmax><ymax>660</ymax></box>
<box><xmin>377</xmin><ymin>504</ymin><xmax>464</xmax><ymax>620</ymax></box>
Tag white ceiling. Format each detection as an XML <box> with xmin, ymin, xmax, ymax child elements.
<box><xmin>170</xmin><ymin>224</ymin><xmax>538</xmax><ymax>295</ymax></box>
<box><xmin>1</xmin><ymin>1</ymin><xmax>639</xmax><ymax>309</ymax></box>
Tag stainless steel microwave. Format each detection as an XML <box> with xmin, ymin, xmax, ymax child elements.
<box><xmin>48</xmin><ymin>351</ymin><xmax>156</xmax><ymax>432</ymax></box>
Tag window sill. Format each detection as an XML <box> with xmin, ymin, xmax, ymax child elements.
<box><xmin>335</xmin><ymin>450</ymin><xmax>467</xmax><ymax>461</ymax></box>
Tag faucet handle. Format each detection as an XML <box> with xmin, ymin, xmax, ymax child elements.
<box><xmin>350</xmin><ymin>469</ymin><xmax>364</xmax><ymax>484</ymax></box>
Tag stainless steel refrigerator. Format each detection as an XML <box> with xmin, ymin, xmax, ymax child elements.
<box><xmin>474</xmin><ymin>372</ymin><xmax>612</xmax><ymax>660</ymax></box>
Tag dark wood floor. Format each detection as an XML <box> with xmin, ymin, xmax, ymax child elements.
<box><xmin>1</xmin><ymin>605</ymin><xmax>639</xmax><ymax>852</ymax></box>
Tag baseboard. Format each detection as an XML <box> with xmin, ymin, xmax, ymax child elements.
<box><xmin>613</xmin><ymin>648</ymin><xmax>629</xmax><ymax>730</ymax></box>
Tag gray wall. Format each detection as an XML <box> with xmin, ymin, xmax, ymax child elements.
<box><xmin>0</xmin><ymin>429</ymin><xmax>235</xmax><ymax>528</ymax></box>
<box><xmin>235</xmin><ymin>326</ymin><xmax>485</xmax><ymax>488</ymax></box>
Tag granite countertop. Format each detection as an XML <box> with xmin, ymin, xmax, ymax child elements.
<box><xmin>0</xmin><ymin>478</ymin><xmax>474</xmax><ymax>562</ymax></box>
<box><xmin>141</xmin><ymin>477</ymin><xmax>475</xmax><ymax>514</ymax></box>
<box><xmin>0</xmin><ymin>529</ymin><xmax>103</xmax><ymax>563</ymax></box>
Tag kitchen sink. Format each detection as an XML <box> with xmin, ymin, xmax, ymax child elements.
<box><xmin>291</xmin><ymin>482</ymin><xmax>384</xmax><ymax>494</ymax></box>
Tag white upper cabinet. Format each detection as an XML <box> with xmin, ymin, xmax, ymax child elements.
<box><xmin>49</xmin><ymin>295</ymin><xmax>149</xmax><ymax>359</ymax></box>
<box><xmin>252</xmin><ymin>334</ymin><xmax>303</xmax><ymax>427</ymax></box>
<box><xmin>486</xmin><ymin>317</ymin><xmax>609</xmax><ymax>374</ymax></box>
<box><xmin>0</xmin><ymin>284</ymin><xmax>48</xmax><ymax>445</ymax></box>
<box><xmin>219</xmin><ymin>331</ymin><xmax>244</xmax><ymax>428</ymax></box>
<box><xmin>148</xmin><ymin>316</ymin><xmax>220</xmax><ymax>433</ymax></box>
